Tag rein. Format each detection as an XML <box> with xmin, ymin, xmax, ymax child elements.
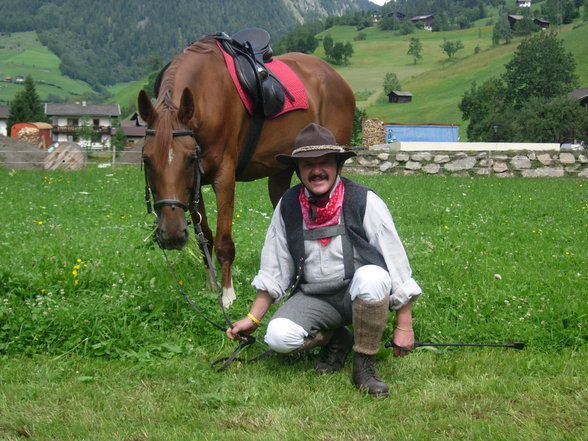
<box><xmin>142</xmin><ymin>128</ymin><xmax>272</xmax><ymax>370</ymax></box>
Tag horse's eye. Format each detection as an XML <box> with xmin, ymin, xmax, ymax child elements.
<box><xmin>187</xmin><ymin>153</ymin><xmax>197</xmax><ymax>165</ymax></box>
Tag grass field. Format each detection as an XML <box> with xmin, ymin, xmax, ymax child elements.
<box><xmin>0</xmin><ymin>166</ymin><xmax>586</xmax><ymax>440</ymax></box>
<box><xmin>0</xmin><ymin>32</ymin><xmax>94</xmax><ymax>104</ymax></box>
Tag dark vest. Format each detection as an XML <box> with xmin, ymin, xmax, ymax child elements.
<box><xmin>279</xmin><ymin>177</ymin><xmax>387</xmax><ymax>293</ymax></box>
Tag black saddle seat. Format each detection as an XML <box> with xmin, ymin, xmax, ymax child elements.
<box><xmin>231</xmin><ymin>28</ymin><xmax>273</xmax><ymax>63</ymax></box>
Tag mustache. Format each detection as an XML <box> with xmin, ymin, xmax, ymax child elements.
<box><xmin>309</xmin><ymin>173</ymin><xmax>328</xmax><ymax>181</ymax></box>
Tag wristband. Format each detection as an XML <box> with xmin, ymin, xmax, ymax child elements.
<box><xmin>396</xmin><ymin>326</ymin><xmax>413</xmax><ymax>332</ymax></box>
<box><xmin>247</xmin><ymin>312</ymin><xmax>262</xmax><ymax>326</ymax></box>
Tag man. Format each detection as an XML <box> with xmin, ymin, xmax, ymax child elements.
<box><xmin>227</xmin><ymin>123</ymin><xmax>422</xmax><ymax>398</ymax></box>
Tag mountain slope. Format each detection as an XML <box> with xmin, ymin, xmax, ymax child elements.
<box><xmin>0</xmin><ymin>0</ymin><xmax>373</xmax><ymax>89</ymax></box>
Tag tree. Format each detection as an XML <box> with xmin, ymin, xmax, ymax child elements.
<box><xmin>513</xmin><ymin>96</ymin><xmax>588</xmax><ymax>144</ymax></box>
<box><xmin>440</xmin><ymin>39</ymin><xmax>464</xmax><ymax>59</ymax></box>
<box><xmin>322</xmin><ymin>35</ymin><xmax>334</xmax><ymax>56</ymax></box>
<box><xmin>328</xmin><ymin>42</ymin><xmax>354</xmax><ymax>65</ymax></box>
<box><xmin>383</xmin><ymin>73</ymin><xmax>401</xmax><ymax>95</ymax></box>
<box><xmin>7</xmin><ymin>75</ymin><xmax>48</xmax><ymax>134</ymax></box>
<box><xmin>492</xmin><ymin>15</ymin><xmax>513</xmax><ymax>45</ymax></box>
<box><xmin>459</xmin><ymin>78</ymin><xmax>516</xmax><ymax>142</ymax></box>
<box><xmin>502</xmin><ymin>32</ymin><xmax>578</xmax><ymax>108</ymax></box>
<box><xmin>407</xmin><ymin>37</ymin><xmax>423</xmax><ymax>64</ymax></box>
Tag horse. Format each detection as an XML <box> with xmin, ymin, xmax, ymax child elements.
<box><xmin>137</xmin><ymin>34</ymin><xmax>355</xmax><ymax>309</ymax></box>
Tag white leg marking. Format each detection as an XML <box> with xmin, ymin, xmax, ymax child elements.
<box><xmin>222</xmin><ymin>279</ymin><xmax>236</xmax><ymax>309</ymax></box>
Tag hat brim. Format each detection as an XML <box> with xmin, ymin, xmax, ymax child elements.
<box><xmin>276</xmin><ymin>149</ymin><xmax>356</xmax><ymax>166</ymax></box>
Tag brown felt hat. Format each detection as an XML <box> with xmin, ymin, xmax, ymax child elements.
<box><xmin>276</xmin><ymin>123</ymin><xmax>356</xmax><ymax>166</ymax></box>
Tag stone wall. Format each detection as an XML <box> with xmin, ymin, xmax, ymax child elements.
<box><xmin>345</xmin><ymin>149</ymin><xmax>588</xmax><ymax>178</ymax></box>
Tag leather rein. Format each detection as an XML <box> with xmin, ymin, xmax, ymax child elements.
<box><xmin>142</xmin><ymin>128</ymin><xmax>272</xmax><ymax>370</ymax></box>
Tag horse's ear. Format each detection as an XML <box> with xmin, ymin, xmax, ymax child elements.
<box><xmin>178</xmin><ymin>88</ymin><xmax>195</xmax><ymax>126</ymax></box>
<box><xmin>138</xmin><ymin>90</ymin><xmax>155</xmax><ymax>126</ymax></box>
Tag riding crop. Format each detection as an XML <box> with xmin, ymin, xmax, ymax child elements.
<box><xmin>385</xmin><ymin>341</ymin><xmax>525</xmax><ymax>351</ymax></box>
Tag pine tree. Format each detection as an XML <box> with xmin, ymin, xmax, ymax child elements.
<box><xmin>7</xmin><ymin>75</ymin><xmax>48</xmax><ymax>134</ymax></box>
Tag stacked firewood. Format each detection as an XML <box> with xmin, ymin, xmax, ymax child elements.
<box><xmin>362</xmin><ymin>118</ymin><xmax>385</xmax><ymax>147</ymax></box>
<box><xmin>17</xmin><ymin>127</ymin><xmax>41</xmax><ymax>146</ymax></box>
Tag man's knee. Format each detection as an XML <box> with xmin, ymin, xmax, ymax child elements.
<box><xmin>349</xmin><ymin>265</ymin><xmax>391</xmax><ymax>302</ymax></box>
<box><xmin>264</xmin><ymin>317</ymin><xmax>308</xmax><ymax>353</ymax></box>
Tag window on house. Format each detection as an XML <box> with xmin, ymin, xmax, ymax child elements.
<box><xmin>68</xmin><ymin>118</ymin><xmax>79</xmax><ymax>127</ymax></box>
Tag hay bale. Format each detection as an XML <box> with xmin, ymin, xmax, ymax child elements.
<box><xmin>44</xmin><ymin>142</ymin><xmax>87</xmax><ymax>171</ymax></box>
<box><xmin>362</xmin><ymin>118</ymin><xmax>385</xmax><ymax>147</ymax></box>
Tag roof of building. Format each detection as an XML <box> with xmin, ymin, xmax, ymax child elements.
<box><xmin>0</xmin><ymin>105</ymin><xmax>10</xmax><ymax>118</ymax></box>
<box><xmin>410</xmin><ymin>14</ymin><xmax>434</xmax><ymax>21</ymax></box>
<box><xmin>568</xmin><ymin>87</ymin><xmax>588</xmax><ymax>100</ymax></box>
<box><xmin>45</xmin><ymin>103</ymin><xmax>121</xmax><ymax>117</ymax></box>
<box><xmin>388</xmin><ymin>90</ymin><xmax>413</xmax><ymax>97</ymax></box>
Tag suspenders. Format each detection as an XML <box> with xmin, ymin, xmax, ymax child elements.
<box><xmin>302</xmin><ymin>220</ymin><xmax>355</xmax><ymax>282</ymax></box>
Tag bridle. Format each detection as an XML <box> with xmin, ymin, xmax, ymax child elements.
<box><xmin>143</xmin><ymin>128</ymin><xmax>203</xmax><ymax>216</ymax></box>
<box><xmin>141</xmin><ymin>127</ymin><xmax>272</xmax><ymax>370</ymax></box>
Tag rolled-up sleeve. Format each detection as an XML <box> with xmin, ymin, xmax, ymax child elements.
<box><xmin>363</xmin><ymin>192</ymin><xmax>422</xmax><ymax>310</ymax></box>
<box><xmin>251</xmin><ymin>200</ymin><xmax>295</xmax><ymax>303</ymax></box>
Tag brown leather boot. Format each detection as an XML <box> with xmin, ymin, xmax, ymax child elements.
<box><xmin>351</xmin><ymin>297</ymin><xmax>390</xmax><ymax>398</ymax></box>
<box><xmin>315</xmin><ymin>327</ymin><xmax>354</xmax><ymax>373</ymax></box>
<box><xmin>352</xmin><ymin>353</ymin><xmax>390</xmax><ymax>398</ymax></box>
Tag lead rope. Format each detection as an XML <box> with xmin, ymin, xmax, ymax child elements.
<box><xmin>148</xmin><ymin>145</ymin><xmax>273</xmax><ymax>371</ymax></box>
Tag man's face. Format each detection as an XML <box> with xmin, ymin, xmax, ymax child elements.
<box><xmin>297</xmin><ymin>154</ymin><xmax>339</xmax><ymax>196</ymax></box>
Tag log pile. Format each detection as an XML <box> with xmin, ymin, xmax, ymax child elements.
<box><xmin>362</xmin><ymin>118</ymin><xmax>385</xmax><ymax>147</ymax></box>
<box><xmin>17</xmin><ymin>127</ymin><xmax>41</xmax><ymax>146</ymax></box>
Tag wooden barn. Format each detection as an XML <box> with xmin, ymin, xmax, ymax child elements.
<box><xmin>388</xmin><ymin>90</ymin><xmax>413</xmax><ymax>104</ymax></box>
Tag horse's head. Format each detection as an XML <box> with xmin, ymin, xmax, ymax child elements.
<box><xmin>138</xmin><ymin>88</ymin><xmax>199</xmax><ymax>250</ymax></box>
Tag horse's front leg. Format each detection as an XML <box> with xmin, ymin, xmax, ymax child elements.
<box><xmin>212</xmin><ymin>170</ymin><xmax>237</xmax><ymax>309</ymax></box>
<box><xmin>191</xmin><ymin>190</ymin><xmax>216</xmax><ymax>290</ymax></box>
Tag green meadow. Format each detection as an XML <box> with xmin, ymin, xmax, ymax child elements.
<box><xmin>2</xmin><ymin>13</ymin><xmax>587</xmax><ymax>137</ymax></box>
<box><xmin>0</xmin><ymin>166</ymin><xmax>586</xmax><ymax>440</ymax></box>
<box><xmin>0</xmin><ymin>31</ymin><xmax>94</xmax><ymax>103</ymax></box>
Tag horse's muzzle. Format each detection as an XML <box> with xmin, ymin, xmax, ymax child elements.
<box><xmin>157</xmin><ymin>227</ymin><xmax>189</xmax><ymax>249</ymax></box>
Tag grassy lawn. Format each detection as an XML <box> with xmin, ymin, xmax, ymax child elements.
<box><xmin>0</xmin><ymin>166</ymin><xmax>586</xmax><ymax>440</ymax></box>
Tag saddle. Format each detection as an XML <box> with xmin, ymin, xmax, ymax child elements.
<box><xmin>214</xmin><ymin>28</ymin><xmax>294</xmax><ymax>118</ymax></box>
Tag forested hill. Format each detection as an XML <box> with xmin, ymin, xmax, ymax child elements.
<box><xmin>0</xmin><ymin>0</ymin><xmax>374</xmax><ymax>90</ymax></box>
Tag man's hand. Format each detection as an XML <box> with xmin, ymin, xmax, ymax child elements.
<box><xmin>391</xmin><ymin>327</ymin><xmax>414</xmax><ymax>357</ymax></box>
<box><xmin>226</xmin><ymin>317</ymin><xmax>258</xmax><ymax>341</ymax></box>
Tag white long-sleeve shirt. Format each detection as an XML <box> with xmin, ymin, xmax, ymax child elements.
<box><xmin>251</xmin><ymin>185</ymin><xmax>422</xmax><ymax>310</ymax></box>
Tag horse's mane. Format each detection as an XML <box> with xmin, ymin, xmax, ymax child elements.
<box><xmin>150</xmin><ymin>36</ymin><xmax>221</xmax><ymax>165</ymax></box>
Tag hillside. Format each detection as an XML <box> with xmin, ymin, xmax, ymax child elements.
<box><xmin>326</xmin><ymin>21</ymin><xmax>588</xmax><ymax>139</ymax></box>
<box><xmin>0</xmin><ymin>0</ymin><xmax>374</xmax><ymax>89</ymax></box>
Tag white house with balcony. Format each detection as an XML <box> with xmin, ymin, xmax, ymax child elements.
<box><xmin>45</xmin><ymin>102</ymin><xmax>121</xmax><ymax>150</ymax></box>
<box><xmin>0</xmin><ymin>106</ymin><xmax>9</xmax><ymax>136</ymax></box>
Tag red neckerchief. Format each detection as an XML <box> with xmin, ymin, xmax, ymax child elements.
<box><xmin>299</xmin><ymin>179</ymin><xmax>345</xmax><ymax>246</ymax></box>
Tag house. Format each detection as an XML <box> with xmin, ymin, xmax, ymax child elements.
<box><xmin>0</xmin><ymin>105</ymin><xmax>9</xmax><ymax>136</ymax></box>
<box><xmin>533</xmin><ymin>18</ymin><xmax>550</xmax><ymax>29</ymax></box>
<box><xmin>507</xmin><ymin>14</ymin><xmax>525</xmax><ymax>28</ymax></box>
<box><xmin>410</xmin><ymin>14</ymin><xmax>434</xmax><ymax>30</ymax></box>
<box><xmin>387</xmin><ymin>90</ymin><xmax>413</xmax><ymax>104</ymax></box>
<box><xmin>508</xmin><ymin>14</ymin><xmax>550</xmax><ymax>29</ymax></box>
<box><xmin>119</xmin><ymin>119</ymin><xmax>146</xmax><ymax>145</ymax></box>
<box><xmin>568</xmin><ymin>87</ymin><xmax>588</xmax><ymax>107</ymax></box>
<box><xmin>516</xmin><ymin>0</ymin><xmax>532</xmax><ymax>7</ymax></box>
<box><xmin>385</xmin><ymin>11</ymin><xmax>406</xmax><ymax>20</ymax></box>
<box><xmin>45</xmin><ymin>102</ymin><xmax>121</xmax><ymax>150</ymax></box>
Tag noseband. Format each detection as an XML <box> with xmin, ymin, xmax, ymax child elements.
<box><xmin>143</xmin><ymin>128</ymin><xmax>204</xmax><ymax>216</ymax></box>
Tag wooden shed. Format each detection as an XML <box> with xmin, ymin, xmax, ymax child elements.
<box><xmin>10</xmin><ymin>122</ymin><xmax>53</xmax><ymax>148</ymax></box>
<box><xmin>387</xmin><ymin>90</ymin><xmax>413</xmax><ymax>104</ymax></box>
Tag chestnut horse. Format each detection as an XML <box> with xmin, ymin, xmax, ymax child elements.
<box><xmin>138</xmin><ymin>36</ymin><xmax>355</xmax><ymax>308</ymax></box>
